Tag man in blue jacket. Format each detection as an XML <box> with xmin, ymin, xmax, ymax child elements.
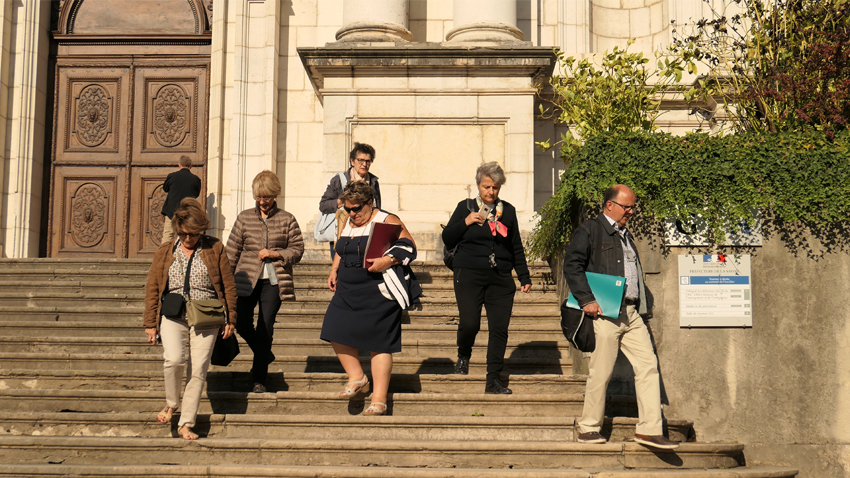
<box><xmin>160</xmin><ymin>155</ymin><xmax>202</xmax><ymax>244</ymax></box>
<box><xmin>563</xmin><ymin>184</ymin><xmax>678</xmax><ymax>450</ymax></box>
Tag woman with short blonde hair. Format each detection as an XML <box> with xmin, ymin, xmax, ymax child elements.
<box><xmin>227</xmin><ymin>171</ymin><xmax>304</xmax><ymax>393</ymax></box>
<box><xmin>252</xmin><ymin>170</ymin><xmax>282</xmax><ymax>198</ymax></box>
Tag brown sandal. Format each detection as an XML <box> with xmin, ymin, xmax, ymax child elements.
<box><xmin>178</xmin><ymin>425</ymin><xmax>199</xmax><ymax>440</ymax></box>
<box><xmin>156</xmin><ymin>406</ymin><xmax>177</xmax><ymax>423</ymax></box>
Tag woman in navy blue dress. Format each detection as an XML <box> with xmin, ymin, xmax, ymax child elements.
<box><xmin>320</xmin><ymin>181</ymin><xmax>419</xmax><ymax>416</ymax></box>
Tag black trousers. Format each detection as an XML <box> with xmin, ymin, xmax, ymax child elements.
<box><xmin>236</xmin><ymin>279</ymin><xmax>281</xmax><ymax>385</ymax></box>
<box><xmin>453</xmin><ymin>267</ymin><xmax>516</xmax><ymax>381</ymax></box>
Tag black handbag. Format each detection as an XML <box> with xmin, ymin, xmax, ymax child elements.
<box><xmin>210</xmin><ymin>333</ymin><xmax>240</xmax><ymax>366</ymax></box>
<box><xmin>560</xmin><ymin>300</ymin><xmax>596</xmax><ymax>353</ymax></box>
<box><xmin>441</xmin><ymin>199</ymin><xmax>474</xmax><ymax>270</ymax></box>
<box><xmin>160</xmin><ymin>243</ymin><xmax>195</xmax><ymax>319</ymax></box>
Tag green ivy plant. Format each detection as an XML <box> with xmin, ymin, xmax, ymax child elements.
<box><xmin>527</xmin><ymin>130</ymin><xmax>850</xmax><ymax>260</ymax></box>
<box><xmin>537</xmin><ymin>40</ymin><xmax>687</xmax><ymax>162</ymax></box>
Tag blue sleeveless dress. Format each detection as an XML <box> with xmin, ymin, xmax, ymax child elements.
<box><xmin>320</xmin><ymin>210</ymin><xmax>402</xmax><ymax>353</ymax></box>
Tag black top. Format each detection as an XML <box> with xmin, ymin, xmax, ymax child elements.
<box><xmin>441</xmin><ymin>199</ymin><xmax>531</xmax><ymax>286</ymax></box>
<box><xmin>318</xmin><ymin>168</ymin><xmax>381</xmax><ymax>214</ymax></box>
<box><xmin>161</xmin><ymin>168</ymin><xmax>202</xmax><ymax>218</ymax></box>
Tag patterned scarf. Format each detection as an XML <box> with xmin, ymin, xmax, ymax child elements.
<box><xmin>475</xmin><ymin>197</ymin><xmax>506</xmax><ymax>237</ymax></box>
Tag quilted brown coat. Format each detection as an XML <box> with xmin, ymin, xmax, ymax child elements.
<box><xmin>225</xmin><ymin>204</ymin><xmax>304</xmax><ymax>301</ymax></box>
<box><xmin>143</xmin><ymin>236</ymin><xmax>238</xmax><ymax>331</ymax></box>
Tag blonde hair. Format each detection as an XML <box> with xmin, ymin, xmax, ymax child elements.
<box><xmin>252</xmin><ymin>170</ymin><xmax>281</xmax><ymax>198</ymax></box>
<box><xmin>171</xmin><ymin>197</ymin><xmax>210</xmax><ymax>236</ymax></box>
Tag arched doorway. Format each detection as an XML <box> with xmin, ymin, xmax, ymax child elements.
<box><xmin>48</xmin><ymin>0</ymin><xmax>211</xmax><ymax>257</ymax></box>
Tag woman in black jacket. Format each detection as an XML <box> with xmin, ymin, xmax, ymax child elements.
<box><xmin>441</xmin><ymin>162</ymin><xmax>532</xmax><ymax>394</ymax></box>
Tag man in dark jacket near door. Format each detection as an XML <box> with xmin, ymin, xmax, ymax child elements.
<box><xmin>161</xmin><ymin>155</ymin><xmax>202</xmax><ymax>244</ymax></box>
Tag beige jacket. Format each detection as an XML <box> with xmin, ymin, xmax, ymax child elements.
<box><xmin>143</xmin><ymin>236</ymin><xmax>238</xmax><ymax>331</ymax></box>
<box><xmin>225</xmin><ymin>204</ymin><xmax>304</xmax><ymax>301</ymax></box>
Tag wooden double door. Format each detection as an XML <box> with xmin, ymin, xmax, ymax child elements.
<box><xmin>49</xmin><ymin>61</ymin><xmax>209</xmax><ymax>258</ymax></box>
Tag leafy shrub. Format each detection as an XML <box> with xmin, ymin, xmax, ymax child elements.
<box><xmin>527</xmin><ymin>131</ymin><xmax>850</xmax><ymax>259</ymax></box>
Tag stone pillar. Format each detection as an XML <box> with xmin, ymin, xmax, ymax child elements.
<box><xmin>228</xmin><ymin>0</ymin><xmax>281</xmax><ymax>219</ymax></box>
<box><xmin>1</xmin><ymin>0</ymin><xmax>50</xmax><ymax>257</ymax></box>
<box><xmin>590</xmin><ymin>0</ymin><xmax>668</xmax><ymax>53</ymax></box>
<box><xmin>446</xmin><ymin>0</ymin><xmax>523</xmax><ymax>43</ymax></box>
<box><xmin>335</xmin><ymin>0</ymin><xmax>412</xmax><ymax>43</ymax></box>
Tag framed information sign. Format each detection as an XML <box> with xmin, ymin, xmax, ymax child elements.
<box><xmin>678</xmin><ymin>254</ymin><xmax>753</xmax><ymax>327</ymax></box>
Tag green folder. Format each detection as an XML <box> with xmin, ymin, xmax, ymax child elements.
<box><xmin>566</xmin><ymin>271</ymin><xmax>627</xmax><ymax>319</ymax></box>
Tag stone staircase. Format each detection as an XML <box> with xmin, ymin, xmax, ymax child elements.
<box><xmin>0</xmin><ymin>259</ymin><xmax>796</xmax><ymax>477</ymax></box>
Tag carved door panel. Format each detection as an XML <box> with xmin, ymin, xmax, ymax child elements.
<box><xmin>49</xmin><ymin>63</ymin><xmax>209</xmax><ymax>258</ymax></box>
<box><xmin>54</xmin><ymin>66</ymin><xmax>131</xmax><ymax>165</ymax></box>
<box><xmin>50</xmin><ymin>166</ymin><xmax>127</xmax><ymax>257</ymax></box>
<box><xmin>127</xmin><ymin>166</ymin><xmax>206</xmax><ymax>257</ymax></box>
<box><xmin>132</xmin><ymin>66</ymin><xmax>208</xmax><ymax>167</ymax></box>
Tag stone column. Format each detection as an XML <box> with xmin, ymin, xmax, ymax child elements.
<box><xmin>335</xmin><ymin>0</ymin><xmax>412</xmax><ymax>43</ymax></box>
<box><xmin>446</xmin><ymin>0</ymin><xmax>523</xmax><ymax>43</ymax></box>
<box><xmin>1</xmin><ymin>0</ymin><xmax>50</xmax><ymax>257</ymax></box>
<box><xmin>590</xmin><ymin>0</ymin><xmax>667</xmax><ymax>54</ymax></box>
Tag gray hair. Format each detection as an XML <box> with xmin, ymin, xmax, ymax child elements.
<box><xmin>475</xmin><ymin>161</ymin><xmax>506</xmax><ymax>186</ymax></box>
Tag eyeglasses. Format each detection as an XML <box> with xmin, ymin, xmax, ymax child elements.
<box><xmin>343</xmin><ymin>203</ymin><xmax>369</xmax><ymax>214</ymax></box>
<box><xmin>255</xmin><ymin>196</ymin><xmax>276</xmax><ymax>201</ymax></box>
<box><xmin>177</xmin><ymin>232</ymin><xmax>200</xmax><ymax>238</ymax></box>
<box><xmin>353</xmin><ymin>158</ymin><xmax>373</xmax><ymax>166</ymax></box>
<box><xmin>610</xmin><ymin>200</ymin><xmax>637</xmax><ymax>212</ymax></box>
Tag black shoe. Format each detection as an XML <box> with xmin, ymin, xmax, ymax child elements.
<box><xmin>484</xmin><ymin>378</ymin><xmax>512</xmax><ymax>394</ymax></box>
<box><xmin>252</xmin><ymin>383</ymin><xmax>267</xmax><ymax>393</ymax></box>
<box><xmin>453</xmin><ymin>356</ymin><xmax>470</xmax><ymax>375</ymax></box>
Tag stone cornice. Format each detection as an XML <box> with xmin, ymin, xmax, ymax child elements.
<box><xmin>298</xmin><ymin>43</ymin><xmax>557</xmax><ymax>99</ymax></box>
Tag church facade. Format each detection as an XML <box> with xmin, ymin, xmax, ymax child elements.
<box><xmin>0</xmin><ymin>0</ymin><xmax>721</xmax><ymax>259</ymax></box>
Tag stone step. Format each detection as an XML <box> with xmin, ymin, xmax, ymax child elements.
<box><xmin>0</xmin><ymin>389</ymin><xmax>590</xmax><ymax>417</ymax></box>
<box><xmin>0</xmin><ymin>464</ymin><xmax>800</xmax><ymax>478</ymax></box>
<box><xmin>0</xmin><ymin>294</ymin><xmax>559</xmax><ymax>311</ymax></box>
<box><xmin>0</xmin><ymin>464</ymin><xmax>594</xmax><ymax>478</ymax></box>
<box><xmin>0</xmin><ymin>336</ymin><xmax>570</xmax><ymax>360</ymax></box>
<box><xmin>0</xmin><ymin>306</ymin><xmax>560</xmax><ymax>324</ymax></box>
<box><xmin>0</xmin><ymin>370</ymin><xmax>587</xmax><ymax>394</ymax></box>
<box><xmin>0</xmin><ymin>320</ymin><xmax>562</xmax><ymax>342</ymax></box>
<box><xmin>0</xmin><ymin>435</ymin><xmax>746</xmax><ymax>470</ymax></box>
<box><xmin>0</xmin><ymin>352</ymin><xmax>571</xmax><ymax>375</ymax></box>
<box><xmin>0</xmin><ymin>412</ymin><xmax>692</xmax><ymax>443</ymax></box>
<box><xmin>0</xmin><ymin>279</ymin><xmax>558</xmax><ymax>296</ymax></box>
<box><xmin>0</xmin><ymin>258</ymin><xmax>554</xmax><ymax>273</ymax></box>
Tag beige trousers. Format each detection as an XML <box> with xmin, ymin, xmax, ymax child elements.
<box><xmin>161</xmin><ymin>222</ymin><xmax>174</xmax><ymax>245</ymax></box>
<box><xmin>577</xmin><ymin>304</ymin><xmax>663</xmax><ymax>436</ymax></box>
<box><xmin>160</xmin><ymin>317</ymin><xmax>218</xmax><ymax>428</ymax></box>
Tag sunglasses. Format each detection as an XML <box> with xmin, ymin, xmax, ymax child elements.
<box><xmin>343</xmin><ymin>203</ymin><xmax>369</xmax><ymax>214</ymax></box>
<box><xmin>177</xmin><ymin>232</ymin><xmax>200</xmax><ymax>238</ymax></box>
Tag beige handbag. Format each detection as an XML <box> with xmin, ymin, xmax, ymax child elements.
<box><xmin>186</xmin><ymin>299</ymin><xmax>226</xmax><ymax>328</ymax></box>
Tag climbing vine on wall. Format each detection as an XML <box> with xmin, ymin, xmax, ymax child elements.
<box><xmin>527</xmin><ymin>131</ymin><xmax>850</xmax><ymax>259</ymax></box>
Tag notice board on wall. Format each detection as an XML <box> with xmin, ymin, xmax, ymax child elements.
<box><xmin>678</xmin><ymin>255</ymin><xmax>753</xmax><ymax>328</ymax></box>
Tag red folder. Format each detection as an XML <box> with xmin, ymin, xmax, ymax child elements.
<box><xmin>363</xmin><ymin>222</ymin><xmax>402</xmax><ymax>268</ymax></box>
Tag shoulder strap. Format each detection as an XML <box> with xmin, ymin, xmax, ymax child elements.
<box><xmin>338</xmin><ymin>172</ymin><xmax>348</xmax><ymax>189</ymax></box>
<box><xmin>182</xmin><ymin>250</ymin><xmax>195</xmax><ymax>299</ymax></box>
